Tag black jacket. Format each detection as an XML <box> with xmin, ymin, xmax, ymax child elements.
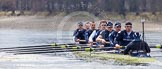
<box><xmin>124</xmin><ymin>40</ymin><xmax>151</xmax><ymax>55</ymax></box>
<box><xmin>73</xmin><ymin>29</ymin><xmax>86</xmax><ymax>44</ymax></box>
<box><xmin>115</xmin><ymin>30</ymin><xmax>137</xmax><ymax>46</ymax></box>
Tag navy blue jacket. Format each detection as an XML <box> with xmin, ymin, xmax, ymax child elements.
<box><xmin>92</xmin><ymin>29</ymin><xmax>101</xmax><ymax>42</ymax></box>
<box><xmin>124</xmin><ymin>40</ymin><xmax>151</xmax><ymax>56</ymax></box>
<box><xmin>100</xmin><ymin>30</ymin><xmax>113</xmax><ymax>47</ymax></box>
<box><xmin>85</xmin><ymin>29</ymin><xmax>93</xmax><ymax>43</ymax></box>
<box><xmin>73</xmin><ymin>29</ymin><xmax>86</xmax><ymax>44</ymax></box>
<box><xmin>115</xmin><ymin>30</ymin><xmax>138</xmax><ymax>46</ymax></box>
<box><xmin>109</xmin><ymin>31</ymin><xmax>118</xmax><ymax>47</ymax></box>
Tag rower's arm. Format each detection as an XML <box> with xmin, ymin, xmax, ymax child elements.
<box><xmin>73</xmin><ymin>30</ymin><xmax>78</xmax><ymax>36</ymax></box>
<box><xmin>96</xmin><ymin>35</ymin><xmax>102</xmax><ymax>42</ymax></box>
<box><xmin>109</xmin><ymin>33</ymin><xmax>114</xmax><ymax>47</ymax></box>
<box><xmin>123</xmin><ymin>42</ymin><xmax>133</xmax><ymax>55</ymax></box>
<box><xmin>144</xmin><ymin>41</ymin><xmax>151</xmax><ymax>53</ymax></box>
<box><xmin>72</xmin><ymin>36</ymin><xmax>76</xmax><ymax>42</ymax></box>
<box><xmin>73</xmin><ymin>30</ymin><xmax>79</xmax><ymax>42</ymax></box>
<box><xmin>84</xmin><ymin>32</ymin><xmax>88</xmax><ymax>43</ymax></box>
<box><xmin>114</xmin><ymin>31</ymin><xmax>123</xmax><ymax>45</ymax></box>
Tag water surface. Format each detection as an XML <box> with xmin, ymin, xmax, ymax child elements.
<box><xmin>0</xmin><ymin>29</ymin><xmax>162</xmax><ymax>69</ymax></box>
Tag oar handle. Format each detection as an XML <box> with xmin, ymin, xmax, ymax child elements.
<box><xmin>84</xmin><ymin>47</ymin><xmax>116</xmax><ymax>52</ymax></box>
<box><xmin>115</xmin><ymin>44</ymin><xmax>162</xmax><ymax>49</ymax></box>
<box><xmin>149</xmin><ymin>44</ymin><xmax>162</xmax><ymax>49</ymax></box>
<box><xmin>79</xmin><ymin>40</ymin><xmax>86</xmax><ymax>42</ymax></box>
<box><xmin>115</xmin><ymin>46</ymin><xmax>125</xmax><ymax>49</ymax></box>
<box><xmin>105</xmin><ymin>42</ymin><xmax>110</xmax><ymax>44</ymax></box>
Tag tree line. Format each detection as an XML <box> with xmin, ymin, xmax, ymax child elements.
<box><xmin>0</xmin><ymin>0</ymin><xmax>162</xmax><ymax>16</ymax></box>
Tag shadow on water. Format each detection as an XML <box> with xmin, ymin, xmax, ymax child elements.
<box><xmin>0</xmin><ymin>29</ymin><xmax>162</xmax><ymax>69</ymax></box>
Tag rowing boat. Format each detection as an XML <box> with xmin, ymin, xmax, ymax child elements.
<box><xmin>70</xmin><ymin>44</ymin><xmax>160</xmax><ymax>65</ymax></box>
<box><xmin>0</xmin><ymin>43</ymin><xmax>161</xmax><ymax>65</ymax></box>
<box><xmin>73</xmin><ymin>44</ymin><xmax>161</xmax><ymax>65</ymax></box>
<box><xmin>74</xmin><ymin>51</ymin><xmax>157</xmax><ymax>65</ymax></box>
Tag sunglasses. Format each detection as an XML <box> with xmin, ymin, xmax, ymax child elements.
<box><xmin>108</xmin><ymin>27</ymin><xmax>113</xmax><ymax>28</ymax></box>
<box><xmin>116</xmin><ymin>26</ymin><xmax>121</xmax><ymax>28</ymax></box>
<box><xmin>79</xmin><ymin>25</ymin><xmax>83</xmax><ymax>26</ymax></box>
<box><xmin>102</xmin><ymin>25</ymin><xmax>107</xmax><ymax>26</ymax></box>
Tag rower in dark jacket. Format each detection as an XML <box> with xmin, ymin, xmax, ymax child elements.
<box><xmin>96</xmin><ymin>21</ymin><xmax>114</xmax><ymax>47</ymax></box>
<box><xmin>85</xmin><ymin>22</ymin><xmax>94</xmax><ymax>43</ymax></box>
<box><xmin>73</xmin><ymin>22</ymin><xmax>86</xmax><ymax>44</ymax></box>
<box><xmin>89</xmin><ymin>21</ymin><xmax>103</xmax><ymax>46</ymax></box>
<box><xmin>123</xmin><ymin>32</ymin><xmax>151</xmax><ymax>57</ymax></box>
<box><xmin>109</xmin><ymin>22</ymin><xmax>121</xmax><ymax>47</ymax></box>
<box><xmin>115</xmin><ymin>22</ymin><xmax>138</xmax><ymax>47</ymax></box>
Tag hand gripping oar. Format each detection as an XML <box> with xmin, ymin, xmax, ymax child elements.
<box><xmin>79</xmin><ymin>40</ymin><xmax>86</xmax><ymax>42</ymax></box>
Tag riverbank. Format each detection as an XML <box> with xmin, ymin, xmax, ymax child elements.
<box><xmin>0</xmin><ymin>15</ymin><xmax>162</xmax><ymax>32</ymax></box>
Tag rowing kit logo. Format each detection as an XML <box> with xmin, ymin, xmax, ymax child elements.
<box><xmin>56</xmin><ymin>11</ymin><xmax>99</xmax><ymax>43</ymax></box>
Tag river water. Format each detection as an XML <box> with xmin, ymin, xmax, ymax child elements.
<box><xmin>0</xmin><ymin>29</ymin><xmax>162</xmax><ymax>69</ymax></box>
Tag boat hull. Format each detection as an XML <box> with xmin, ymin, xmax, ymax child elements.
<box><xmin>74</xmin><ymin>51</ymin><xmax>156</xmax><ymax>65</ymax></box>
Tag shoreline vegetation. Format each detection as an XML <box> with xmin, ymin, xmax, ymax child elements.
<box><xmin>0</xmin><ymin>11</ymin><xmax>162</xmax><ymax>32</ymax></box>
<box><xmin>1</xmin><ymin>11</ymin><xmax>162</xmax><ymax>22</ymax></box>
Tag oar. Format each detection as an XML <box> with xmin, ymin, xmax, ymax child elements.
<box><xmin>2</xmin><ymin>44</ymin><xmax>161</xmax><ymax>54</ymax></box>
<box><xmin>1</xmin><ymin>47</ymin><xmax>63</xmax><ymax>52</ymax></box>
<box><xmin>79</xmin><ymin>40</ymin><xmax>86</xmax><ymax>42</ymax></box>
<box><xmin>0</xmin><ymin>44</ymin><xmax>96</xmax><ymax>51</ymax></box>
<box><xmin>149</xmin><ymin>44</ymin><xmax>162</xmax><ymax>49</ymax></box>
<box><xmin>0</xmin><ymin>44</ymin><xmax>98</xmax><ymax>53</ymax></box>
<box><xmin>115</xmin><ymin>44</ymin><xmax>162</xmax><ymax>49</ymax></box>
<box><xmin>13</xmin><ymin>47</ymin><xmax>116</xmax><ymax>54</ymax></box>
<box><xmin>0</xmin><ymin>43</ymin><xmax>83</xmax><ymax>50</ymax></box>
<box><xmin>1</xmin><ymin>43</ymin><xmax>161</xmax><ymax>54</ymax></box>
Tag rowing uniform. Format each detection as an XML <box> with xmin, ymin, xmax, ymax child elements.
<box><xmin>85</xmin><ymin>29</ymin><xmax>93</xmax><ymax>43</ymax></box>
<box><xmin>109</xmin><ymin>31</ymin><xmax>118</xmax><ymax>47</ymax></box>
<box><xmin>89</xmin><ymin>29</ymin><xmax>101</xmax><ymax>42</ymax></box>
<box><xmin>89</xmin><ymin>29</ymin><xmax>101</xmax><ymax>46</ymax></box>
<box><xmin>100</xmin><ymin>30</ymin><xmax>113</xmax><ymax>47</ymax></box>
<box><xmin>124</xmin><ymin>40</ymin><xmax>151</xmax><ymax>57</ymax></box>
<box><xmin>73</xmin><ymin>29</ymin><xmax>86</xmax><ymax>44</ymax></box>
<box><xmin>115</xmin><ymin>30</ymin><xmax>138</xmax><ymax>46</ymax></box>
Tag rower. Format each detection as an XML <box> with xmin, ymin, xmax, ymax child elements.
<box><xmin>106</xmin><ymin>21</ymin><xmax>114</xmax><ymax>33</ymax></box>
<box><xmin>85</xmin><ymin>22</ymin><xmax>94</xmax><ymax>43</ymax></box>
<box><xmin>73</xmin><ymin>22</ymin><xmax>86</xmax><ymax>44</ymax></box>
<box><xmin>90</xmin><ymin>21</ymin><xmax>96</xmax><ymax>31</ymax></box>
<box><xmin>96</xmin><ymin>21</ymin><xmax>113</xmax><ymax>47</ymax></box>
<box><xmin>88</xmin><ymin>21</ymin><xmax>102</xmax><ymax>46</ymax></box>
<box><xmin>109</xmin><ymin>22</ymin><xmax>121</xmax><ymax>47</ymax></box>
<box><xmin>85</xmin><ymin>22</ymin><xmax>91</xmax><ymax>30</ymax></box>
<box><xmin>115</xmin><ymin>22</ymin><xmax>137</xmax><ymax>47</ymax></box>
<box><xmin>119</xmin><ymin>32</ymin><xmax>151</xmax><ymax>57</ymax></box>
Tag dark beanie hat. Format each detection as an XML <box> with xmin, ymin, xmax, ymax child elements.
<box><xmin>107</xmin><ymin>22</ymin><xmax>113</xmax><ymax>26</ymax></box>
<box><xmin>125</xmin><ymin>22</ymin><xmax>132</xmax><ymax>25</ymax></box>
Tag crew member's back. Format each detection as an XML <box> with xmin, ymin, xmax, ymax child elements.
<box><xmin>123</xmin><ymin>32</ymin><xmax>151</xmax><ymax>57</ymax></box>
